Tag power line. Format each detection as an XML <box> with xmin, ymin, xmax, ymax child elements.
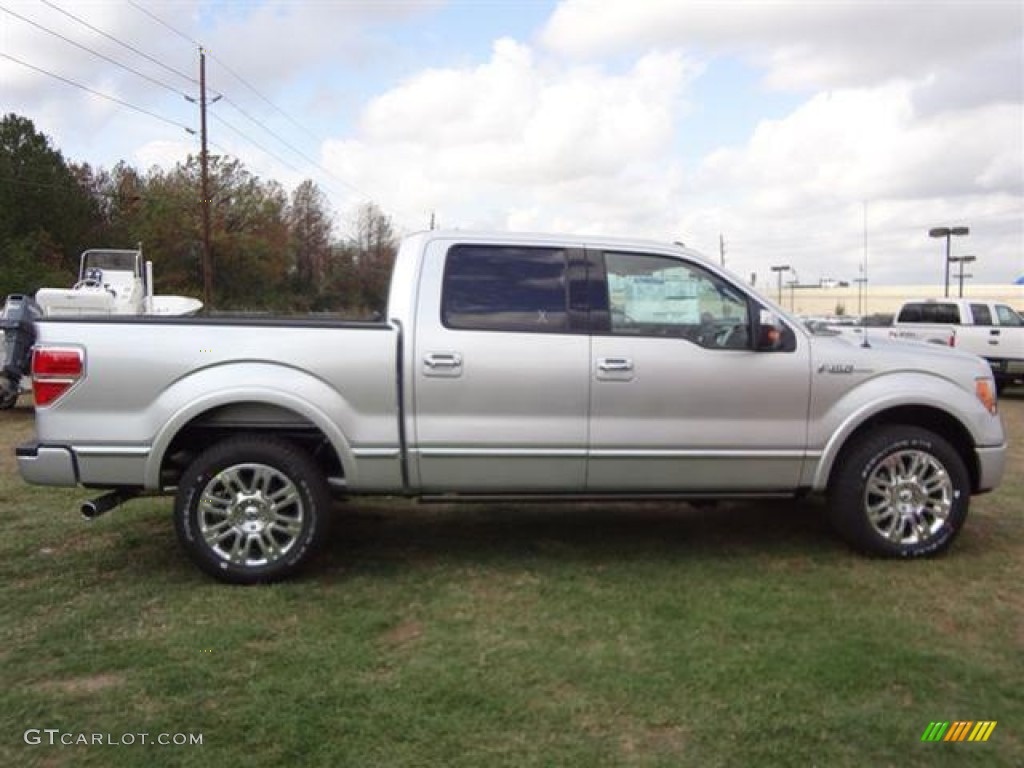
<box><xmin>218</xmin><ymin>95</ymin><xmax>371</xmax><ymax>201</ymax></box>
<box><xmin>0</xmin><ymin>3</ymin><xmax>187</xmax><ymax>98</ymax></box>
<box><xmin>208</xmin><ymin>54</ymin><xmax>322</xmax><ymax>145</ymax></box>
<box><xmin>1</xmin><ymin>52</ymin><xmax>194</xmax><ymax>134</ymax></box>
<box><xmin>126</xmin><ymin>0</ymin><xmax>199</xmax><ymax>47</ymax></box>
<box><xmin>207</xmin><ymin>112</ymin><xmax>308</xmax><ymax>178</ymax></box>
<box><xmin>112</xmin><ymin>1</ymin><xmax>415</xmax><ymax>227</ymax></box>
<box><xmin>38</xmin><ymin>0</ymin><xmax>198</xmax><ymax>86</ymax></box>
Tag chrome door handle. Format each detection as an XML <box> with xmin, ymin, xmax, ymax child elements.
<box><xmin>424</xmin><ymin>352</ymin><xmax>462</xmax><ymax>369</ymax></box>
<box><xmin>598</xmin><ymin>357</ymin><xmax>633</xmax><ymax>372</ymax></box>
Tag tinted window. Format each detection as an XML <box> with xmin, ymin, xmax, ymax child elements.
<box><xmin>970</xmin><ymin>304</ymin><xmax>993</xmax><ymax>325</ymax></box>
<box><xmin>897</xmin><ymin>303</ymin><xmax>960</xmax><ymax>324</ymax></box>
<box><xmin>604</xmin><ymin>252</ymin><xmax>750</xmax><ymax>349</ymax></box>
<box><xmin>442</xmin><ymin>245</ymin><xmax>568</xmax><ymax>332</ymax></box>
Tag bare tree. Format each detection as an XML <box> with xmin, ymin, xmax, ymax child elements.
<box><xmin>288</xmin><ymin>180</ymin><xmax>333</xmax><ymax>288</ymax></box>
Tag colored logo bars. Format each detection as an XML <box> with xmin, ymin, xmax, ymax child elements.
<box><xmin>921</xmin><ymin>721</ymin><xmax>997</xmax><ymax>742</ymax></box>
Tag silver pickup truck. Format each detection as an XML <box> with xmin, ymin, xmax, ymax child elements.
<box><xmin>16</xmin><ymin>231</ymin><xmax>1007</xmax><ymax>583</ymax></box>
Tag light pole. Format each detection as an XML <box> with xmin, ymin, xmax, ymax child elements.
<box><xmin>928</xmin><ymin>226</ymin><xmax>969</xmax><ymax>298</ymax></box>
<box><xmin>950</xmin><ymin>255</ymin><xmax>976</xmax><ymax>297</ymax></box>
<box><xmin>854</xmin><ymin>277</ymin><xmax>867</xmax><ymax>316</ymax></box>
<box><xmin>787</xmin><ymin>269</ymin><xmax>800</xmax><ymax>312</ymax></box>
<box><xmin>770</xmin><ymin>265</ymin><xmax>790</xmax><ymax>304</ymax></box>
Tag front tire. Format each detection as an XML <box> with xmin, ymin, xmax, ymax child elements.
<box><xmin>174</xmin><ymin>435</ymin><xmax>331</xmax><ymax>584</ymax></box>
<box><xmin>828</xmin><ymin>426</ymin><xmax>970</xmax><ymax>558</ymax></box>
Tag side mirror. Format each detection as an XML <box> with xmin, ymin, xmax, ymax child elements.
<box><xmin>756</xmin><ymin>309</ymin><xmax>793</xmax><ymax>352</ymax></box>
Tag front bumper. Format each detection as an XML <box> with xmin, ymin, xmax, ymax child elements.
<box><xmin>975</xmin><ymin>443</ymin><xmax>1007</xmax><ymax>494</ymax></box>
<box><xmin>16</xmin><ymin>442</ymin><xmax>78</xmax><ymax>486</ymax></box>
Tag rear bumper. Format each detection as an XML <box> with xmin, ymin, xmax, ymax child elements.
<box><xmin>975</xmin><ymin>443</ymin><xmax>1007</xmax><ymax>494</ymax></box>
<box><xmin>17</xmin><ymin>442</ymin><xmax>78</xmax><ymax>486</ymax></box>
<box><xmin>17</xmin><ymin>441</ymin><xmax>150</xmax><ymax>488</ymax></box>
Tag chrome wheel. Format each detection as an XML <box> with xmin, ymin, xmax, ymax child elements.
<box><xmin>863</xmin><ymin>449</ymin><xmax>953</xmax><ymax>546</ymax></box>
<box><xmin>198</xmin><ymin>463</ymin><xmax>304</xmax><ymax>567</ymax></box>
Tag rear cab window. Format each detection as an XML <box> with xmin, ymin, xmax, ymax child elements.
<box><xmin>441</xmin><ymin>244</ymin><xmax>574</xmax><ymax>333</ymax></box>
<box><xmin>970</xmin><ymin>304</ymin><xmax>993</xmax><ymax>325</ymax></box>
<box><xmin>897</xmin><ymin>303</ymin><xmax>961</xmax><ymax>324</ymax></box>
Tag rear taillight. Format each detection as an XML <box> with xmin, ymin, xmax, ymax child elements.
<box><xmin>32</xmin><ymin>347</ymin><xmax>84</xmax><ymax>407</ymax></box>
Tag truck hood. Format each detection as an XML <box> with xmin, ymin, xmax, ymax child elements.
<box><xmin>807</xmin><ymin>331</ymin><xmax>992</xmax><ymax>386</ymax></box>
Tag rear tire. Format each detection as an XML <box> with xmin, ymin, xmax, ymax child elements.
<box><xmin>828</xmin><ymin>426</ymin><xmax>969</xmax><ymax>558</ymax></box>
<box><xmin>174</xmin><ymin>435</ymin><xmax>331</xmax><ymax>584</ymax></box>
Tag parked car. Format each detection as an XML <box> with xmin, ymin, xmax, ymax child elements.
<box><xmin>15</xmin><ymin>231</ymin><xmax>1007</xmax><ymax>582</ymax></box>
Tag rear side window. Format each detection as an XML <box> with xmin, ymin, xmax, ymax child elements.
<box><xmin>970</xmin><ymin>304</ymin><xmax>993</xmax><ymax>325</ymax></box>
<box><xmin>441</xmin><ymin>245</ymin><xmax>568</xmax><ymax>332</ymax></box>
<box><xmin>897</xmin><ymin>303</ymin><xmax>961</xmax><ymax>324</ymax></box>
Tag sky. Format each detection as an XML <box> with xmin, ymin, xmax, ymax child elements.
<box><xmin>2</xmin><ymin>0</ymin><xmax>1022</xmax><ymax>288</ymax></box>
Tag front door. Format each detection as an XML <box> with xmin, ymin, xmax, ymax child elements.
<box><xmin>587</xmin><ymin>249</ymin><xmax>812</xmax><ymax>492</ymax></box>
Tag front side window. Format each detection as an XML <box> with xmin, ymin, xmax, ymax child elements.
<box><xmin>995</xmin><ymin>304</ymin><xmax>1023</xmax><ymax>327</ymax></box>
<box><xmin>441</xmin><ymin>245</ymin><xmax>568</xmax><ymax>332</ymax></box>
<box><xmin>603</xmin><ymin>252</ymin><xmax>750</xmax><ymax>349</ymax></box>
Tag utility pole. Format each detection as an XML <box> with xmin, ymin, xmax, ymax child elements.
<box><xmin>719</xmin><ymin>233</ymin><xmax>726</xmax><ymax>267</ymax></box>
<box><xmin>198</xmin><ymin>47</ymin><xmax>215</xmax><ymax>308</ymax></box>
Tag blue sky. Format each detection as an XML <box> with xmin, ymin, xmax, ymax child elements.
<box><xmin>3</xmin><ymin>0</ymin><xmax>1022</xmax><ymax>287</ymax></box>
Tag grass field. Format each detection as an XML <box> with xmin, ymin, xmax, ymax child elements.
<box><xmin>2</xmin><ymin>391</ymin><xmax>1022</xmax><ymax>767</ymax></box>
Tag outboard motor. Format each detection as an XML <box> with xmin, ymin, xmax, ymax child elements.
<box><xmin>0</xmin><ymin>294</ymin><xmax>42</xmax><ymax>409</ymax></box>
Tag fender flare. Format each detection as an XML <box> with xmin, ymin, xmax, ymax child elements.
<box><xmin>143</xmin><ymin>365</ymin><xmax>359</xmax><ymax>490</ymax></box>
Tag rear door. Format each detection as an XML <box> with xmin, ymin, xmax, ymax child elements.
<box><xmin>411</xmin><ymin>238</ymin><xmax>590</xmax><ymax>492</ymax></box>
<box><xmin>586</xmin><ymin>248</ymin><xmax>812</xmax><ymax>492</ymax></box>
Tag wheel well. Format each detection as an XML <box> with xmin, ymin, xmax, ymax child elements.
<box><xmin>829</xmin><ymin>406</ymin><xmax>979</xmax><ymax>492</ymax></box>
<box><xmin>159</xmin><ymin>402</ymin><xmax>344</xmax><ymax>489</ymax></box>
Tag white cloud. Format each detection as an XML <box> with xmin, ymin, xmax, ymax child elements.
<box><xmin>697</xmin><ymin>85</ymin><xmax>1023</xmax><ymax>205</ymax></box>
<box><xmin>681</xmin><ymin>81</ymin><xmax>1023</xmax><ymax>284</ymax></box>
<box><xmin>541</xmin><ymin>0</ymin><xmax>1022</xmax><ymax>93</ymax></box>
<box><xmin>324</xmin><ymin>38</ymin><xmax>700</xmax><ymax>231</ymax></box>
<box><xmin>204</xmin><ymin>1</ymin><xmax>438</xmax><ymax>89</ymax></box>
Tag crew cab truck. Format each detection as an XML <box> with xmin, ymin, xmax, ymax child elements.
<box><xmin>16</xmin><ymin>231</ymin><xmax>1007</xmax><ymax>583</ymax></box>
<box><xmin>891</xmin><ymin>299</ymin><xmax>1024</xmax><ymax>392</ymax></box>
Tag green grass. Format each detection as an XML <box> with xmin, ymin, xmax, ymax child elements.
<box><xmin>2</xmin><ymin>392</ymin><xmax>1023</xmax><ymax>767</ymax></box>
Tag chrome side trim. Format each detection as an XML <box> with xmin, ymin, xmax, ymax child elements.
<box><xmin>413</xmin><ymin>448</ymin><xmax>588</xmax><ymax>458</ymax></box>
<box><xmin>414</xmin><ymin>447</ymin><xmax>815</xmax><ymax>460</ymax></box>
<box><xmin>72</xmin><ymin>445</ymin><xmax>151</xmax><ymax>457</ymax></box>
<box><xmin>352</xmin><ymin>448</ymin><xmax>402</xmax><ymax>459</ymax></box>
<box><xmin>590</xmin><ymin>449</ymin><xmax>811</xmax><ymax>459</ymax></box>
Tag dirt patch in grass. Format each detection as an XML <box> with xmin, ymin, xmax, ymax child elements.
<box><xmin>33</xmin><ymin>672</ymin><xmax>126</xmax><ymax>695</ymax></box>
<box><xmin>380</xmin><ymin>620</ymin><xmax>425</xmax><ymax>648</ymax></box>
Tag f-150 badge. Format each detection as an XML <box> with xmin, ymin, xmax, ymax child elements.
<box><xmin>818</xmin><ymin>363</ymin><xmax>855</xmax><ymax>374</ymax></box>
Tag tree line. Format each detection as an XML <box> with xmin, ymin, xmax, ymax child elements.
<box><xmin>0</xmin><ymin>113</ymin><xmax>397</xmax><ymax>315</ymax></box>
